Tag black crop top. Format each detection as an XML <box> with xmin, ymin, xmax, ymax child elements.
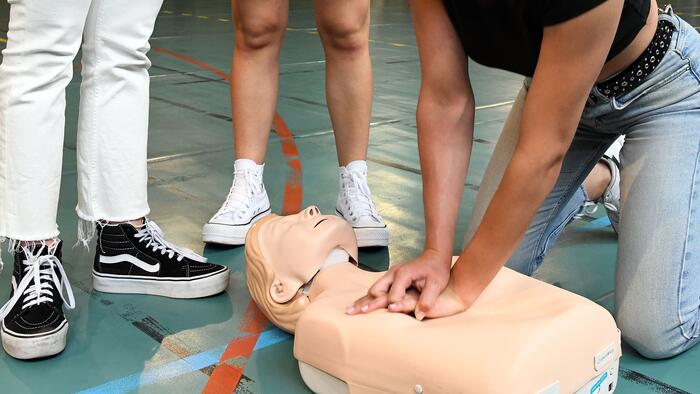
<box><xmin>442</xmin><ymin>0</ymin><xmax>651</xmax><ymax>76</ymax></box>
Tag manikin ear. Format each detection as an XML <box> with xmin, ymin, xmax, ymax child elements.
<box><xmin>265</xmin><ymin>212</ymin><xmax>359</xmax><ymax>304</ymax></box>
<box><xmin>268</xmin><ymin>243</ymin><xmax>357</xmax><ymax>303</ymax></box>
<box><xmin>271</xmin><ymin>279</ymin><xmax>287</xmax><ymax>300</ymax></box>
<box><xmin>270</xmin><ymin>274</ymin><xmax>305</xmax><ymax>304</ymax></box>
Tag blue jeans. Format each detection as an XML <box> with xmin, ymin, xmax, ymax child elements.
<box><xmin>465</xmin><ymin>12</ymin><xmax>700</xmax><ymax>359</ymax></box>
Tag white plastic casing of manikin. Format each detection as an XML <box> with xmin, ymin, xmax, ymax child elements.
<box><xmin>293</xmin><ymin>263</ymin><xmax>621</xmax><ymax>394</ymax></box>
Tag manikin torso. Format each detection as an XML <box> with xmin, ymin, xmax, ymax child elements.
<box><xmin>245</xmin><ymin>207</ymin><xmax>621</xmax><ymax>394</ymax></box>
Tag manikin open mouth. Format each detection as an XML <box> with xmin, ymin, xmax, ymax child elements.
<box><xmin>314</xmin><ymin>219</ymin><xmax>328</xmax><ymax>228</ymax></box>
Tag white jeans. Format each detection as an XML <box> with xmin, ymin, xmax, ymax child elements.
<box><xmin>0</xmin><ymin>0</ymin><xmax>163</xmax><ymax>241</ymax></box>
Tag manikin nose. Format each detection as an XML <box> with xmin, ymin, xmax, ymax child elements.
<box><xmin>305</xmin><ymin>206</ymin><xmax>321</xmax><ymax>217</ymax></box>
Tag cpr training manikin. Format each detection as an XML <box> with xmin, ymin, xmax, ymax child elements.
<box><xmin>245</xmin><ymin>206</ymin><xmax>622</xmax><ymax>394</ymax></box>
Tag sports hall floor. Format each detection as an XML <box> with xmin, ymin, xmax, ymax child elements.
<box><xmin>1</xmin><ymin>1</ymin><xmax>699</xmax><ymax>393</ymax></box>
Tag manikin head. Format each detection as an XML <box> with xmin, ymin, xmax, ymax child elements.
<box><xmin>245</xmin><ymin>206</ymin><xmax>359</xmax><ymax>333</ymax></box>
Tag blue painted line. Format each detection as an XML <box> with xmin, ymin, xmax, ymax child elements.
<box><xmin>77</xmin><ymin>329</ymin><xmax>293</xmax><ymax>393</ymax></box>
<box><xmin>254</xmin><ymin>327</ymin><xmax>292</xmax><ymax>351</ymax></box>
<box><xmin>77</xmin><ymin>345</ymin><xmax>226</xmax><ymax>394</ymax></box>
<box><xmin>582</xmin><ymin>216</ymin><xmax>611</xmax><ymax>230</ymax></box>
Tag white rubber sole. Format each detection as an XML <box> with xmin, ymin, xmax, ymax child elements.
<box><xmin>202</xmin><ymin>209</ymin><xmax>271</xmax><ymax>245</ymax></box>
<box><xmin>2</xmin><ymin>321</ymin><xmax>68</xmax><ymax>360</ymax></box>
<box><xmin>354</xmin><ymin>226</ymin><xmax>389</xmax><ymax>248</ymax></box>
<box><xmin>92</xmin><ymin>268</ymin><xmax>229</xmax><ymax>299</ymax></box>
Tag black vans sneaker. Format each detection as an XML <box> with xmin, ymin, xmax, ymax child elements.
<box><xmin>92</xmin><ymin>220</ymin><xmax>229</xmax><ymax>298</ymax></box>
<box><xmin>0</xmin><ymin>241</ymin><xmax>75</xmax><ymax>360</ymax></box>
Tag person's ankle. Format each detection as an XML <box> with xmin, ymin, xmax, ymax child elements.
<box><xmin>598</xmin><ymin>161</ymin><xmax>613</xmax><ymax>193</ymax></box>
<box><xmin>235</xmin><ymin>158</ymin><xmax>265</xmax><ymax>170</ymax></box>
<box><xmin>583</xmin><ymin>161</ymin><xmax>612</xmax><ymax>201</ymax></box>
<box><xmin>340</xmin><ymin>159</ymin><xmax>367</xmax><ymax>171</ymax></box>
<box><xmin>106</xmin><ymin>218</ymin><xmax>145</xmax><ymax>227</ymax></box>
<box><xmin>19</xmin><ymin>238</ymin><xmax>58</xmax><ymax>247</ymax></box>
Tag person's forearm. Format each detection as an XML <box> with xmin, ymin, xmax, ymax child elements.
<box><xmin>417</xmin><ymin>93</ymin><xmax>475</xmax><ymax>261</ymax></box>
<box><xmin>452</xmin><ymin>132</ymin><xmax>565</xmax><ymax>299</ymax></box>
<box><xmin>449</xmin><ymin>0</ymin><xmax>622</xmax><ymax>304</ymax></box>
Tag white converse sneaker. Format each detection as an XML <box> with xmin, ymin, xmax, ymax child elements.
<box><xmin>202</xmin><ymin>159</ymin><xmax>271</xmax><ymax>245</ymax></box>
<box><xmin>336</xmin><ymin>161</ymin><xmax>389</xmax><ymax>247</ymax></box>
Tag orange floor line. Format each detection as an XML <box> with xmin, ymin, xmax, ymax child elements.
<box><xmin>202</xmin><ymin>364</ymin><xmax>245</xmax><ymax>394</ymax></box>
<box><xmin>150</xmin><ymin>46</ymin><xmax>303</xmax><ymax>391</ymax></box>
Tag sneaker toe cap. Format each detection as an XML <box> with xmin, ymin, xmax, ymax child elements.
<box><xmin>5</xmin><ymin>306</ymin><xmax>65</xmax><ymax>336</ymax></box>
<box><xmin>187</xmin><ymin>261</ymin><xmax>228</xmax><ymax>278</ymax></box>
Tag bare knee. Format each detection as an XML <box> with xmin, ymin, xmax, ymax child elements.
<box><xmin>318</xmin><ymin>15</ymin><xmax>368</xmax><ymax>53</ymax></box>
<box><xmin>235</xmin><ymin>17</ymin><xmax>285</xmax><ymax>51</ymax></box>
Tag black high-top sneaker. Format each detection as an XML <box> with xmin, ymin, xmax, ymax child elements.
<box><xmin>0</xmin><ymin>241</ymin><xmax>75</xmax><ymax>360</ymax></box>
<box><xmin>93</xmin><ymin>219</ymin><xmax>229</xmax><ymax>298</ymax></box>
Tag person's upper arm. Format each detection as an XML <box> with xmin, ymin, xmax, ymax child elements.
<box><xmin>519</xmin><ymin>0</ymin><xmax>623</xmax><ymax>156</ymax></box>
<box><xmin>410</xmin><ymin>0</ymin><xmax>473</xmax><ymax>110</ymax></box>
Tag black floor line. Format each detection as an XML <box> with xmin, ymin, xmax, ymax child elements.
<box><xmin>150</xmin><ymin>95</ymin><xmax>232</xmax><ymax>122</ymax></box>
<box><xmin>367</xmin><ymin>156</ymin><xmax>480</xmax><ymax>191</ymax></box>
<box><xmin>620</xmin><ymin>368</ymin><xmax>691</xmax><ymax>394</ymax></box>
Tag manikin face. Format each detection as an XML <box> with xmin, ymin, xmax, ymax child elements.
<box><xmin>255</xmin><ymin>206</ymin><xmax>358</xmax><ymax>304</ymax></box>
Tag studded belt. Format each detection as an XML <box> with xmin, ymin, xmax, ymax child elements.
<box><xmin>593</xmin><ymin>18</ymin><xmax>676</xmax><ymax>101</ymax></box>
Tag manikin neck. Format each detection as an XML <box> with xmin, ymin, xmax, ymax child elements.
<box><xmin>302</xmin><ymin>248</ymin><xmax>351</xmax><ymax>295</ymax></box>
<box><xmin>320</xmin><ymin>248</ymin><xmax>351</xmax><ymax>271</ymax></box>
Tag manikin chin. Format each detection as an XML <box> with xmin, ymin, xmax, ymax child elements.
<box><xmin>245</xmin><ymin>206</ymin><xmax>622</xmax><ymax>394</ymax></box>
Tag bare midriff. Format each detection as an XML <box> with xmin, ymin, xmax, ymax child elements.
<box><xmin>598</xmin><ymin>0</ymin><xmax>659</xmax><ymax>81</ymax></box>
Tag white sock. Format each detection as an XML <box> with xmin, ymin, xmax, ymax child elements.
<box><xmin>343</xmin><ymin>160</ymin><xmax>367</xmax><ymax>173</ymax></box>
<box><xmin>234</xmin><ymin>158</ymin><xmax>264</xmax><ymax>172</ymax></box>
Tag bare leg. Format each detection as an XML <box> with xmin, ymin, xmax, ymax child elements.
<box><xmin>315</xmin><ymin>0</ymin><xmax>372</xmax><ymax>166</ymax></box>
<box><xmin>203</xmin><ymin>1</ymin><xmax>283</xmax><ymax>245</ymax></box>
<box><xmin>231</xmin><ymin>0</ymin><xmax>288</xmax><ymax>164</ymax></box>
<box><xmin>108</xmin><ymin>218</ymin><xmax>145</xmax><ymax>226</ymax></box>
<box><xmin>19</xmin><ymin>238</ymin><xmax>58</xmax><ymax>247</ymax></box>
<box><xmin>582</xmin><ymin>161</ymin><xmax>612</xmax><ymax>201</ymax></box>
<box><xmin>317</xmin><ymin>0</ymin><xmax>388</xmax><ymax>247</ymax></box>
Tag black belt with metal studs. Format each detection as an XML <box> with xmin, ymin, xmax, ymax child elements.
<box><xmin>593</xmin><ymin>19</ymin><xmax>675</xmax><ymax>101</ymax></box>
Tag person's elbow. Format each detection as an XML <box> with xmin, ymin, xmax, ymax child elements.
<box><xmin>513</xmin><ymin>133</ymin><xmax>570</xmax><ymax>184</ymax></box>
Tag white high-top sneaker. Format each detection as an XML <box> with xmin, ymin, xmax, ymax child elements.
<box><xmin>202</xmin><ymin>159</ymin><xmax>271</xmax><ymax>245</ymax></box>
<box><xmin>336</xmin><ymin>160</ymin><xmax>389</xmax><ymax>247</ymax></box>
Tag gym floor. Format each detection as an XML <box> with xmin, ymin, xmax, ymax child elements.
<box><xmin>0</xmin><ymin>1</ymin><xmax>699</xmax><ymax>393</ymax></box>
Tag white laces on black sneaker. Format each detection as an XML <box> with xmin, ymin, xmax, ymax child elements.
<box><xmin>0</xmin><ymin>245</ymin><xmax>75</xmax><ymax>320</ymax></box>
<box><xmin>340</xmin><ymin>170</ymin><xmax>380</xmax><ymax>222</ymax></box>
<box><xmin>214</xmin><ymin>168</ymin><xmax>263</xmax><ymax>221</ymax></box>
<box><xmin>134</xmin><ymin>221</ymin><xmax>207</xmax><ymax>263</ymax></box>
